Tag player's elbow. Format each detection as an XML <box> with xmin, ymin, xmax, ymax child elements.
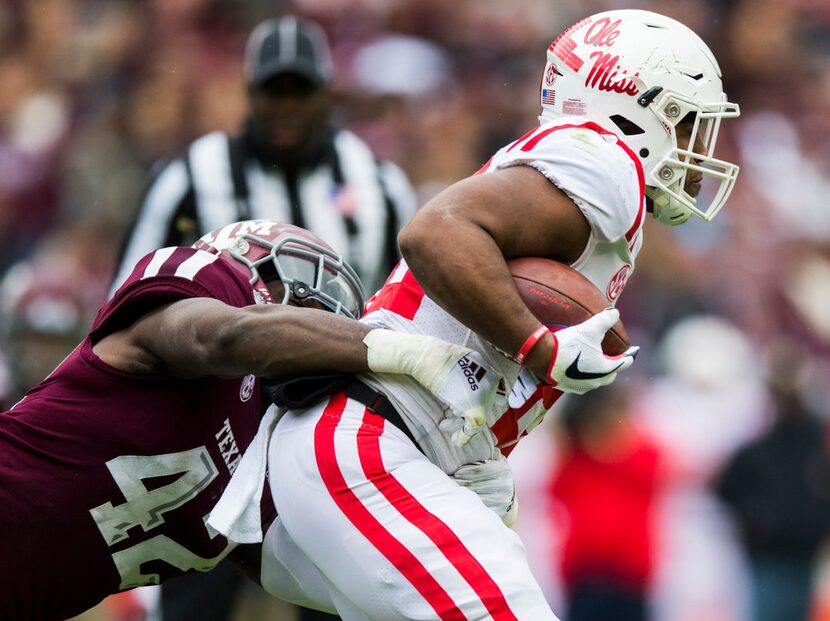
<box><xmin>399</xmin><ymin>213</ymin><xmax>439</xmax><ymax>266</ymax></box>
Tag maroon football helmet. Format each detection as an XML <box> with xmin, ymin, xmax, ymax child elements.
<box><xmin>193</xmin><ymin>220</ymin><xmax>364</xmax><ymax>319</ymax></box>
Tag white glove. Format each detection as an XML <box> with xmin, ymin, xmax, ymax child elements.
<box><xmin>546</xmin><ymin>308</ymin><xmax>639</xmax><ymax>395</ymax></box>
<box><xmin>365</xmin><ymin>330</ymin><xmax>504</xmax><ymax>445</ymax></box>
<box><xmin>432</xmin><ymin>350</ymin><xmax>504</xmax><ymax>446</ymax></box>
<box><xmin>453</xmin><ymin>458</ymin><xmax>518</xmax><ymax>527</ymax></box>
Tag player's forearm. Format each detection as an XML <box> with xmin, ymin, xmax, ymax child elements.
<box><xmin>139</xmin><ymin>299</ymin><xmax>492</xmax><ymax>383</ymax></box>
<box><xmin>219</xmin><ymin>305</ymin><xmax>372</xmax><ymax>379</ymax></box>
<box><xmin>399</xmin><ymin>209</ymin><xmax>553</xmax><ymax>377</ymax></box>
<box><xmin>136</xmin><ymin>300</ymin><xmax>371</xmax><ymax>379</ymax></box>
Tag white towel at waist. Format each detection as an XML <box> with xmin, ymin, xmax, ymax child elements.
<box><xmin>206</xmin><ymin>404</ymin><xmax>283</xmax><ymax>544</ymax></box>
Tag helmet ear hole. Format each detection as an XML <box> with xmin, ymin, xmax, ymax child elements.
<box><xmin>257</xmin><ymin>259</ymin><xmax>280</xmax><ymax>284</ymax></box>
<box><xmin>680</xmin><ymin>111</ymin><xmax>697</xmax><ymax>124</ymax></box>
<box><xmin>609</xmin><ymin>115</ymin><xmax>645</xmax><ymax>136</ymax></box>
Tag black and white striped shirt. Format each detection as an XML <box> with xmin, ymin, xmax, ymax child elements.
<box><xmin>111</xmin><ymin>128</ymin><xmax>415</xmax><ymax>296</ymax></box>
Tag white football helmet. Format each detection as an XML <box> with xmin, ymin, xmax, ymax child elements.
<box><xmin>194</xmin><ymin>220</ymin><xmax>364</xmax><ymax>318</ymax></box>
<box><xmin>539</xmin><ymin>9</ymin><xmax>740</xmax><ymax>225</ymax></box>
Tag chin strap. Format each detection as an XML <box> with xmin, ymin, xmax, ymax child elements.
<box><xmin>647</xmin><ymin>186</ymin><xmax>693</xmax><ymax>226</ymax></box>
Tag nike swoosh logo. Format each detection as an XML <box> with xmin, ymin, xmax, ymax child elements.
<box><xmin>564</xmin><ymin>352</ymin><xmax>624</xmax><ymax>380</ymax></box>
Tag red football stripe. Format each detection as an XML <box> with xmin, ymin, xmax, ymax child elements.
<box><xmin>548</xmin><ymin>17</ymin><xmax>590</xmax><ymax>72</ymax></box>
<box><xmin>473</xmin><ymin>156</ymin><xmax>494</xmax><ymax>175</ymax></box>
<box><xmin>363</xmin><ymin>260</ymin><xmax>404</xmax><ymax>313</ymax></box>
<box><xmin>551</xmin><ymin>36</ymin><xmax>584</xmax><ymax>72</ymax></box>
<box><xmin>314</xmin><ymin>394</ymin><xmax>466</xmax><ymax>621</ymax></box>
<box><xmin>357</xmin><ymin>410</ymin><xmax>520</xmax><ymax>621</ymax></box>
<box><xmin>520</xmin><ymin>121</ymin><xmax>645</xmax><ymax>241</ymax></box>
<box><xmin>506</xmin><ymin>127</ymin><xmax>539</xmax><ymax>153</ymax></box>
<box><xmin>363</xmin><ymin>266</ymin><xmax>425</xmax><ymax>320</ymax></box>
<box><xmin>490</xmin><ymin>411</ymin><xmax>521</xmax><ymax>455</ymax></box>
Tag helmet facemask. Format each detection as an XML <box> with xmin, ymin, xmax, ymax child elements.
<box><xmin>646</xmin><ymin>92</ymin><xmax>740</xmax><ymax>226</ymax></box>
<box><xmin>228</xmin><ymin>232</ymin><xmax>364</xmax><ymax>319</ymax></box>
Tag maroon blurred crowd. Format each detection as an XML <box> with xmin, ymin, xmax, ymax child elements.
<box><xmin>2</xmin><ymin>1</ymin><xmax>830</xmax><ymax>620</ymax></box>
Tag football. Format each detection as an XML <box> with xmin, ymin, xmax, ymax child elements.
<box><xmin>508</xmin><ymin>257</ymin><xmax>630</xmax><ymax>356</ymax></box>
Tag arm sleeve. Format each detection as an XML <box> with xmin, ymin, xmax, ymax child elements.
<box><xmin>493</xmin><ymin>124</ymin><xmax>643</xmax><ymax>243</ymax></box>
<box><xmin>109</xmin><ymin>158</ymin><xmax>194</xmax><ymax>295</ymax></box>
<box><xmin>94</xmin><ymin>248</ymin><xmax>252</xmax><ymax>342</ymax></box>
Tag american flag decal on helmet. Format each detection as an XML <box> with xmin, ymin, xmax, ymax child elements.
<box><xmin>542</xmin><ymin>89</ymin><xmax>556</xmax><ymax>105</ymax></box>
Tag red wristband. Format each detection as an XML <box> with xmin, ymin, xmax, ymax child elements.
<box><xmin>515</xmin><ymin>325</ymin><xmax>549</xmax><ymax>365</ymax></box>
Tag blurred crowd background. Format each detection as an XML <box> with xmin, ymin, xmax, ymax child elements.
<box><xmin>1</xmin><ymin>0</ymin><xmax>829</xmax><ymax>620</ymax></box>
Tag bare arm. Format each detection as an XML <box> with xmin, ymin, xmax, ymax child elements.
<box><xmin>398</xmin><ymin>165</ymin><xmax>591</xmax><ymax>380</ymax></box>
<box><xmin>93</xmin><ymin>298</ymin><xmax>371</xmax><ymax>379</ymax></box>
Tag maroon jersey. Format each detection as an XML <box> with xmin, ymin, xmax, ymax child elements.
<box><xmin>0</xmin><ymin>247</ymin><xmax>273</xmax><ymax>620</ymax></box>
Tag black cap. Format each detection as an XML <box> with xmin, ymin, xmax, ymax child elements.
<box><xmin>244</xmin><ymin>16</ymin><xmax>333</xmax><ymax>88</ymax></box>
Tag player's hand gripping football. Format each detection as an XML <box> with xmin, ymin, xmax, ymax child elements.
<box><xmin>364</xmin><ymin>329</ymin><xmax>504</xmax><ymax>445</ymax></box>
<box><xmin>543</xmin><ymin>308</ymin><xmax>639</xmax><ymax>394</ymax></box>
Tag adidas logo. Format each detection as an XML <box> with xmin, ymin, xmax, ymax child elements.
<box><xmin>458</xmin><ymin>356</ymin><xmax>487</xmax><ymax>391</ymax></box>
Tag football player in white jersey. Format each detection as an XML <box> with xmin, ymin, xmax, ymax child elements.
<box><xmin>211</xmin><ymin>9</ymin><xmax>741</xmax><ymax>620</ymax></box>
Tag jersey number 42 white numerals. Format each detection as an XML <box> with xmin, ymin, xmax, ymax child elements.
<box><xmin>89</xmin><ymin>447</ymin><xmax>234</xmax><ymax>589</ymax></box>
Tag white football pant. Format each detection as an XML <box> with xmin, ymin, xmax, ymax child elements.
<box><xmin>260</xmin><ymin>391</ymin><xmax>559</xmax><ymax>621</ymax></box>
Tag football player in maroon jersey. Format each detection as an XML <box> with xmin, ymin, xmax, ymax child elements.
<box><xmin>0</xmin><ymin>219</ymin><xmax>500</xmax><ymax>621</ymax></box>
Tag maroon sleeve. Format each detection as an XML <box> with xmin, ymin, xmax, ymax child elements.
<box><xmin>91</xmin><ymin>247</ymin><xmax>254</xmax><ymax>342</ymax></box>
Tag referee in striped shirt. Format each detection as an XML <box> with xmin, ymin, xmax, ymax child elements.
<box><xmin>118</xmin><ymin>15</ymin><xmax>416</xmax><ymax>621</ymax></box>
<box><xmin>111</xmin><ymin>15</ymin><xmax>415</xmax><ymax>300</ymax></box>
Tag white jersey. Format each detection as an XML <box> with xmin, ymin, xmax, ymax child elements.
<box><xmin>361</xmin><ymin>118</ymin><xmax>646</xmax><ymax>474</ymax></box>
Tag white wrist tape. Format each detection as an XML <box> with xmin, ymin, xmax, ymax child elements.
<box><xmin>364</xmin><ymin>329</ymin><xmax>470</xmax><ymax>391</ymax></box>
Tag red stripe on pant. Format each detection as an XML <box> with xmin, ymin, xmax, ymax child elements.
<box><xmin>314</xmin><ymin>392</ymin><xmax>466</xmax><ymax>620</ymax></box>
<box><xmin>355</xmin><ymin>409</ymin><xmax>520</xmax><ymax>621</ymax></box>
